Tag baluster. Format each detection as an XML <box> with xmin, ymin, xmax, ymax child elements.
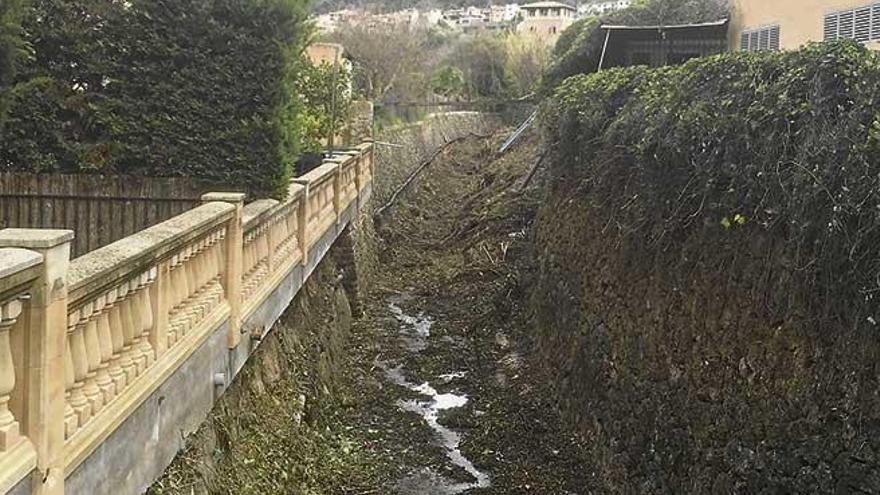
<box><xmin>187</xmin><ymin>244</ymin><xmax>202</xmax><ymax>324</ymax></box>
<box><xmin>182</xmin><ymin>245</ymin><xmax>199</xmax><ymax>321</ymax></box>
<box><xmin>80</xmin><ymin>302</ymin><xmax>104</xmax><ymax>415</ymax></box>
<box><xmin>136</xmin><ymin>271</ymin><xmax>155</xmax><ymax>366</ymax></box>
<box><xmin>198</xmin><ymin>240</ymin><xmax>212</xmax><ymax>311</ymax></box>
<box><xmin>93</xmin><ymin>295</ymin><xmax>116</xmax><ymax>403</ymax></box>
<box><xmin>293</xmin><ymin>204</ymin><xmax>300</xmax><ymax>243</ymax></box>
<box><xmin>212</xmin><ymin>232</ymin><xmax>224</xmax><ymax>305</ymax></box>
<box><xmin>68</xmin><ymin>308</ymin><xmax>92</xmax><ymax>428</ymax></box>
<box><xmin>257</xmin><ymin>226</ymin><xmax>269</xmax><ymax>274</ymax></box>
<box><xmin>268</xmin><ymin>218</ymin><xmax>278</xmax><ymax>269</ymax></box>
<box><xmin>203</xmin><ymin>237</ymin><xmax>216</xmax><ymax>313</ymax></box>
<box><xmin>167</xmin><ymin>256</ymin><xmax>181</xmax><ymax>345</ymax></box>
<box><xmin>205</xmin><ymin>236</ymin><xmax>219</xmax><ymax>308</ymax></box>
<box><xmin>118</xmin><ymin>283</ymin><xmax>141</xmax><ymax>379</ymax></box>
<box><xmin>244</xmin><ymin>234</ymin><xmax>255</xmax><ymax>276</ymax></box>
<box><xmin>313</xmin><ymin>191</ymin><xmax>320</xmax><ymax>228</ymax></box>
<box><xmin>289</xmin><ymin>205</ymin><xmax>300</xmax><ymax>259</ymax></box>
<box><xmin>176</xmin><ymin>249</ymin><xmax>193</xmax><ymax>337</ymax></box>
<box><xmin>107</xmin><ymin>288</ymin><xmax>129</xmax><ymax>392</ymax></box>
<box><xmin>128</xmin><ymin>277</ymin><xmax>149</xmax><ymax>371</ymax></box>
<box><xmin>0</xmin><ymin>298</ymin><xmax>22</xmax><ymax>449</ymax></box>
<box><xmin>187</xmin><ymin>243</ymin><xmax>204</xmax><ymax>319</ymax></box>
<box><xmin>278</xmin><ymin>213</ymin><xmax>290</xmax><ymax>261</ymax></box>
<box><xmin>248</xmin><ymin>233</ymin><xmax>258</xmax><ymax>288</ymax></box>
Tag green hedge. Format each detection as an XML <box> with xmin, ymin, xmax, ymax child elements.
<box><xmin>0</xmin><ymin>0</ymin><xmax>24</xmax><ymax>124</ymax></box>
<box><xmin>0</xmin><ymin>0</ymin><xmax>310</xmax><ymax>198</ymax></box>
<box><xmin>544</xmin><ymin>40</ymin><xmax>880</xmax><ymax>331</ymax></box>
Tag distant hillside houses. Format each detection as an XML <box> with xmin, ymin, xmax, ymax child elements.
<box><xmin>312</xmin><ymin>0</ymin><xmax>631</xmax><ymax>35</ymax></box>
<box><xmin>314</xmin><ymin>8</ymin><xmax>444</xmax><ymax>31</ymax></box>
<box><xmin>578</xmin><ymin>0</ymin><xmax>632</xmax><ymax>17</ymax></box>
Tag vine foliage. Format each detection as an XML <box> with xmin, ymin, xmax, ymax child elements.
<box><xmin>544</xmin><ymin>41</ymin><xmax>880</xmax><ymax>332</ymax></box>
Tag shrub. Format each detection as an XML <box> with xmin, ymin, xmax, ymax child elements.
<box><xmin>294</xmin><ymin>56</ymin><xmax>353</xmax><ymax>154</ymax></box>
<box><xmin>543</xmin><ymin>40</ymin><xmax>880</xmax><ymax>332</ymax></box>
<box><xmin>0</xmin><ymin>0</ymin><xmax>311</xmax><ymax>198</ymax></box>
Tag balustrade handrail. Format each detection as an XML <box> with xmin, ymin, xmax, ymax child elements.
<box><xmin>0</xmin><ymin>250</ymin><xmax>43</xmax><ymax>299</ymax></box>
<box><xmin>0</xmin><ymin>141</ymin><xmax>374</xmax><ymax>495</ymax></box>
<box><xmin>242</xmin><ymin>199</ymin><xmax>280</xmax><ymax>232</ymax></box>
<box><xmin>67</xmin><ymin>203</ymin><xmax>235</xmax><ymax>308</ymax></box>
<box><xmin>298</xmin><ymin>162</ymin><xmax>338</xmax><ymax>186</ymax></box>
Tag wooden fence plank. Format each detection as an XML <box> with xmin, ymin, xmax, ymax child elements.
<box><xmin>0</xmin><ymin>173</ymin><xmax>217</xmax><ymax>257</ymax></box>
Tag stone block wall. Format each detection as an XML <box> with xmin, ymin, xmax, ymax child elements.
<box><xmin>529</xmin><ymin>178</ymin><xmax>880</xmax><ymax>493</ymax></box>
<box><xmin>333</xmin><ymin>209</ymin><xmax>378</xmax><ymax>315</ymax></box>
<box><xmin>150</xmin><ymin>236</ymin><xmax>359</xmax><ymax>494</ymax></box>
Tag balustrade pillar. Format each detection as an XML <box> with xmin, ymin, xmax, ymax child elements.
<box><xmin>201</xmin><ymin>193</ymin><xmax>245</xmax><ymax>349</ymax></box>
<box><xmin>0</xmin><ymin>228</ymin><xmax>73</xmax><ymax>495</ymax></box>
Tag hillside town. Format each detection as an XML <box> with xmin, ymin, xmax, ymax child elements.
<box><xmin>314</xmin><ymin>0</ymin><xmax>632</xmax><ymax>40</ymax></box>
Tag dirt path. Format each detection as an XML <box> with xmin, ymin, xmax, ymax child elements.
<box><xmin>337</xmin><ymin>130</ymin><xmax>596</xmax><ymax>494</ymax></box>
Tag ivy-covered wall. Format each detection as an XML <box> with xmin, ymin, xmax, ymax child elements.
<box><xmin>532</xmin><ymin>41</ymin><xmax>880</xmax><ymax>491</ymax></box>
<box><xmin>0</xmin><ymin>0</ymin><xmax>311</xmax><ymax>198</ymax></box>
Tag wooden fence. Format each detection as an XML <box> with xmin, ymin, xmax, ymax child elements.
<box><xmin>0</xmin><ymin>174</ymin><xmax>232</xmax><ymax>257</ymax></box>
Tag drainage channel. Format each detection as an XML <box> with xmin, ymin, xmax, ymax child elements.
<box><xmin>379</xmin><ymin>293</ymin><xmax>491</xmax><ymax>494</ymax></box>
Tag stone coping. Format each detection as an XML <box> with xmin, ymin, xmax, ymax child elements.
<box><xmin>285</xmin><ymin>181</ymin><xmax>306</xmax><ymax>200</ymax></box>
<box><xmin>242</xmin><ymin>199</ymin><xmax>279</xmax><ymax>231</ymax></box>
<box><xmin>296</xmin><ymin>162</ymin><xmax>338</xmax><ymax>188</ymax></box>
<box><xmin>0</xmin><ymin>248</ymin><xmax>43</xmax><ymax>280</ymax></box>
<box><xmin>201</xmin><ymin>192</ymin><xmax>246</xmax><ymax>204</ymax></box>
<box><xmin>0</xmin><ymin>248</ymin><xmax>44</xmax><ymax>297</ymax></box>
<box><xmin>326</xmin><ymin>152</ymin><xmax>358</xmax><ymax>165</ymax></box>
<box><xmin>68</xmin><ymin>202</ymin><xmax>234</xmax><ymax>306</ymax></box>
<box><xmin>0</xmin><ymin>229</ymin><xmax>74</xmax><ymax>249</ymax></box>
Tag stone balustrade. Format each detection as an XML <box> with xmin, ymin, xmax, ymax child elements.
<box><xmin>0</xmin><ymin>142</ymin><xmax>374</xmax><ymax>495</ymax></box>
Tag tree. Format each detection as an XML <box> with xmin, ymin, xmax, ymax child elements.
<box><xmin>328</xmin><ymin>23</ymin><xmax>427</xmax><ymax>102</ymax></box>
<box><xmin>503</xmin><ymin>33</ymin><xmax>550</xmax><ymax>97</ymax></box>
<box><xmin>293</xmin><ymin>57</ymin><xmax>352</xmax><ymax>154</ymax></box>
<box><xmin>449</xmin><ymin>34</ymin><xmax>511</xmax><ymax>99</ymax></box>
<box><xmin>0</xmin><ymin>0</ymin><xmax>24</xmax><ymax>126</ymax></box>
<box><xmin>431</xmin><ymin>65</ymin><xmax>465</xmax><ymax>98</ymax></box>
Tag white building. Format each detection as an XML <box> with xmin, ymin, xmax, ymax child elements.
<box><xmin>578</xmin><ymin>0</ymin><xmax>631</xmax><ymax>17</ymax></box>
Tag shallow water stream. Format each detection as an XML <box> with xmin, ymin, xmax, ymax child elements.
<box><xmin>380</xmin><ymin>293</ymin><xmax>491</xmax><ymax>494</ymax></box>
